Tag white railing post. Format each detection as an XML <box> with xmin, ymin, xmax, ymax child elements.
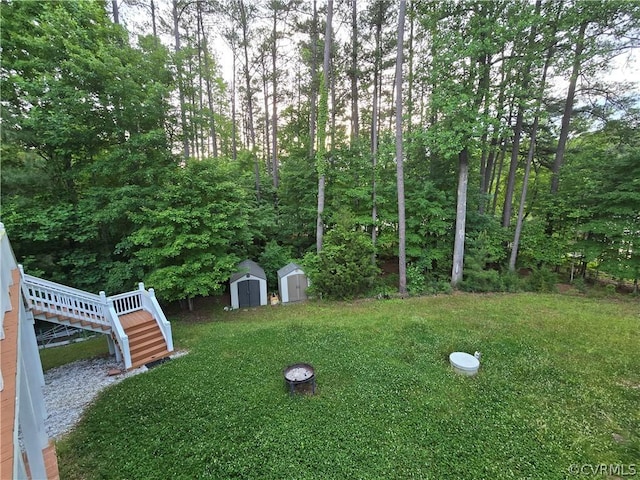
<box><xmin>106</xmin><ymin>300</ymin><xmax>131</xmax><ymax>369</ymax></box>
<box><xmin>147</xmin><ymin>288</ymin><xmax>173</xmax><ymax>352</ymax></box>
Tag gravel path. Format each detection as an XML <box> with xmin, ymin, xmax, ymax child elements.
<box><xmin>43</xmin><ymin>351</ymin><xmax>187</xmax><ymax>440</ymax></box>
<box><xmin>43</xmin><ymin>357</ymin><xmax>146</xmax><ymax>439</ymax></box>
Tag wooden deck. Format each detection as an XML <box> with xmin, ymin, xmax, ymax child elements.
<box><xmin>1</xmin><ymin>268</ymin><xmax>60</xmax><ymax>480</ymax></box>
<box><xmin>42</xmin><ymin>442</ymin><xmax>60</xmax><ymax>480</ymax></box>
<box><xmin>0</xmin><ymin>269</ymin><xmax>21</xmax><ymax>479</ymax></box>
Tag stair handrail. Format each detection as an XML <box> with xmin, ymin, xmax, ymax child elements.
<box><xmin>137</xmin><ymin>283</ymin><xmax>173</xmax><ymax>352</ymax></box>
<box><xmin>102</xmin><ymin>293</ymin><xmax>131</xmax><ymax>370</ymax></box>
<box><xmin>21</xmin><ymin>270</ymin><xmax>110</xmax><ymax>328</ymax></box>
<box><xmin>22</xmin><ymin>272</ymin><xmax>102</xmax><ymax>302</ymax></box>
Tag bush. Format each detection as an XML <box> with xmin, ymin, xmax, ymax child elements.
<box><xmin>459</xmin><ymin>230</ymin><xmax>507</xmax><ymax>293</ymax></box>
<box><xmin>525</xmin><ymin>268</ymin><xmax>559</xmax><ymax>293</ymax></box>
<box><xmin>406</xmin><ymin>263</ymin><xmax>427</xmax><ymax>295</ymax></box>
<box><xmin>572</xmin><ymin>277</ymin><xmax>587</xmax><ymax>294</ymax></box>
<box><xmin>460</xmin><ymin>268</ymin><xmax>504</xmax><ymax>293</ymax></box>
<box><xmin>303</xmin><ymin>225</ymin><xmax>378</xmax><ymax>300</ymax></box>
<box><xmin>428</xmin><ymin>280</ymin><xmax>453</xmax><ymax>295</ymax></box>
<box><xmin>501</xmin><ymin>271</ymin><xmax>524</xmax><ymax>293</ymax></box>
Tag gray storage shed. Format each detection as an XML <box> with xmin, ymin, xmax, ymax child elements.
<box><xmin>230</xmin><ymin>260</ymin><xmax>268</xmax><ymax>308</ymax></box>
<box><xmin>277</xmin><ymin>263</ymin><xmax>309</xmax><ymax>303</ymax></box>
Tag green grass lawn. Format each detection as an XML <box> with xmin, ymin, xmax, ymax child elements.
<box><xmin>40</xmin><ymin>336</ymin><xmax>110</xmax><ymax>371</ymax></box>
<box><xmin>57</xmin><ymin>293</ymin><xmax>639</xmax><ymax>479</ymax></box>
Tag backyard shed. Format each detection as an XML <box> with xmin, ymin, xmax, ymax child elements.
<box><xmin>230</xmin><ymin>260</ymin><xmax>268</xmax><ymax>308</ymax></box>
<box><xmin>277</xmin><ymin>263</ymin><xmax>309</xmax><ymax>303</ymax></box>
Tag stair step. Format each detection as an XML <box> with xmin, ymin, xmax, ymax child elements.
<box><xmin>125</xmin><ymin>318</ymin><xmax>156</xmax><ymax>332</ymax></box>
<box><xmin>128</xmin><ymin>329</ymin><xmax>162</xmax><ymax>345</ymax></box>
<box><xmin>131</xmin><ymin>346</ymin><xmax>171</xmax><ymax>369</ymax></box>
<box><xmin>132</xmin><ymin>341</ymin><xmax>168</xmax><ymax>359</ymax></box>
<box><xmin>126</xmin><ymin>322</ymin><xmax>158</xmax><ymax>338</ymax></box>
<box><xmin>130</xmin><ymin>336</ymin><xmax>165</xmax><ymax>355</ymax></box>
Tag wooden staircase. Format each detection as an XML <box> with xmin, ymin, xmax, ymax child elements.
<box><xmin>21</xmin><ymin>272</ymin><xmax>174</xmax><ymax>370</ymax></box>
<box><xmin>119</xmin><ymin>311</ymin><xmax>171</xmax><ymax>369</ymax></box>
<box><xmin>31</xmin><ymin>304</ymin><xmax>111</xmax><ymax>334</ymax></box>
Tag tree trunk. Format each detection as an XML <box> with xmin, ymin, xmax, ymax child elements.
<box><xmin>172</xmin><ymin>0</ymin><xmax>190</xmax><ymax>160</ymax></box>
<box><xmin>150</xmin><ymin>0</ymin><xmax>157</xmax><ymax>40</ymax></box>
<box><xmin>407</xmin><ymin>2</ymin><xmax>414</xmax><ymax>136</ymax></box>
<box><xmin>509</xmin><ymin>116</ymin><xmax>538</xmax><ymax>271</ymax></box>
<box><xmin>451</xmin><ymin>148</ymin><xmax>469</xmax><ymax>286</ymax></box>
<box><xmin>195</xmin><ymin>16</ymin><xmax>206</xmax><ymax>158</ymax></box>
<box><xmin>316</xmin><ymin>0</ymin><xmax>333</xmax><ymax>253</ymax></box>
<box><xmin>490</xmin><ymin>138</ymin><xmax>509</xmax><ymax>215</ymax></box>
<box><xmin>370</xmin><ymin>4</ymin><xmax>383</xmax><ymax>255</ymax></box>
<box><xmin>551</xmin><ymin>20</ymin><xmax>587</xmax><ymax>194</ymax></box>
<box><xmin>231</xmin><ymin>50</ymin><xmax>237</xmax><ymax>161</ymax></box>
<box><xmin>510</xmin><ymin>20</ymin><xmax>556</xmax><ymax>270</ymax></box>
<box><xmin>502</xmin><ymin>0</ymin><xmax>542</xmax><ymax>227</ymax></box>
<box><xmin>350</xmin><ymin>0</ymin><xmax>359</xmax><ymax>143</ymax></box>
<box><xmin>112</xmin><ymin>0</ymin><xmax>119</xmax><ymax>24</ymax></box>
<box><xmin>395</xmin><ymin>0</ymin><xmax>407</xmax><ymax>295</ymax></box>
<box><xmin>262</xmin><ymin>54</ymin><xmax>271</xmax><ymax>175</ymax></box>
<box><xmin>198</xmin><ymin>4</ymin><xmax>218</xmax><ymax>157</ymax></box>
<box><xmin>237</xmin><ymin>0</ymin><xmax>259</xmax><ymax>198</ymax></box>
<box><xmin>308</xmin><ymin>0</ymin><xmax>319</xmax><ymax>160</ymax></box>
<box><xmin>501</xmin><ymin>107</ymin><xmax>524</xmax><ymax>227</ymax></box>
<box><xmin>272</xmin><ymin>7</ymin><xmax>279</xmax><ymax>190</ymax></box>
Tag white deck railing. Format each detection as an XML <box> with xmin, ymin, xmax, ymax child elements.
<box><xmin>106</xmin><ymin>301</ymin><xmax>131</xmax><ymax>369</ymax></box>
<box><xmin>108</xmin><ymin>289</ymin><xmax>144</xmax><ymax>316</ymax></box>
<box><xmin>139</xmin><ymin>284</ymin><xmax>174</xmax><ymax>352</ymax></box>
<box><xmin>21</xmin><ymin>271</ymin><xmax>111</xmax><ymax>329</ymax></box>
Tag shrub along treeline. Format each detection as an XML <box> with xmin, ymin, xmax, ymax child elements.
<box><xmin>1</xmin><ymin>1</ymin><xmax>638</xmax><ymax>305</ymax></box>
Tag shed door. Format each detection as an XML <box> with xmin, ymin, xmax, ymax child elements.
<box><xmin>238</xmin><ymin>279</ymin><xmax>260</xmax><ymax>307</ymax></box>
<box><xmin>287</xmin><ymin>274</ymin><xmax>308</xmax><ymax>302</ymax></box>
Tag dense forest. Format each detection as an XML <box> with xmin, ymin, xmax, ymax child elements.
<box><xmin>1</xmin><ymin>0</ymin><xmax>639</xmax><ymax>306</ymax></box>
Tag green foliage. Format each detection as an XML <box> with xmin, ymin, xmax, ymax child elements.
<box><xmin>404</xmin><ymin>176</ymin><xmax>455</xmax><ymax>272</ymax></box>
<box><xmin>406</xmin><ymin>263</ymin><xmax>427</xmax><ymax>295</ymax></box>
<box><xmin>1</xmin><ymin>0</ymin><xmax>176</xmax><ymax>294</ymax></box>
<box><xmin>58</xmin><ymin>295</ymin><xmax>640</xmax><ymax>479</ymax></box>
<box><xmin>315</xmin><ymin>72</ymin><xmax>329</xmax><ymax>176</ymax></box>
<box><xmin>460</xmin><ymin>229</ymin><xmax>509</xmax><ymax>293</ymax></box>
<box><xmin>524</xmin><ymin>268</ymin><xmax>559</xmax><ymax>293</ymax></box>
<box><xmin>572</xmin><ymin>277</ymin><xmax>587</xmax><ymax>294</ymax></box>
<box><xmin>501</xmin><ymin>270</ymin><xmax>524</xmax><ymax>293</ymax></box>
<box><xmin>517</xmin><ymin>217</ymin><xmax>568</xmax><ymax>268</ymax></box>
<box><xmin>123</xmin><ymin>159</ymin><xmax>251</xmax><ymax>303</ymax></box>
<box><xmin>259</xmin><ymin>240</ymin><xmax>294</xmax><ymax>292</ymax></box>
<box><xmin>302</xmin><ymin>225</ymin><xmax>378</xmax><ymax>300</ymax></box>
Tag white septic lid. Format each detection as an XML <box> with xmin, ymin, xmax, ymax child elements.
<box><xmin>449</xmin><ymin>352</ymin><xmax>480</xmax><ymax>371</ymax></box>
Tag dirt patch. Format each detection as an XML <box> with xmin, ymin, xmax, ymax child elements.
<box><xmin>556</xmin><ymin>283</ymin><xmax>575</xmax><ymax>294</ymax></box>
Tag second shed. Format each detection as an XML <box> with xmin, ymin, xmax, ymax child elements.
<box><xmin>277</xmin><ymin>263</ymin><xmax>309</xmax><ymax>303</ymax></box>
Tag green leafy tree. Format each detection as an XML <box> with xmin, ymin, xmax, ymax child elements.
<box><xmin>560</xmin><ymin>115</ymin><xmax>640</xmax><ymax>286</ymax></box>
<box><xmin>123</xmin><ymin>159</ymin><xmax>252</xmax><ymax>309</ymax></box>
<box><xmin>303</xmin><ymin>222</ymin><xmax>378</xmax><ymax>300</ymax></box>
<box><xmin>1</xmin><ymin>1</ymin><xmax>175</xmax><ymax>292</ymax></box>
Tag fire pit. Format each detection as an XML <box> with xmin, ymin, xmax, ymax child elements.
<box><xmin>283</xmin><ymin>363</ymin><xmax>316</xmax><ymax>395</ymax></box>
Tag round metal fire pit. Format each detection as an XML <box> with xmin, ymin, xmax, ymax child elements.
<box><xmin>283</xmin><ymin>363</ymin><xmax>316</xmax><ymax>395</ymax></box>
